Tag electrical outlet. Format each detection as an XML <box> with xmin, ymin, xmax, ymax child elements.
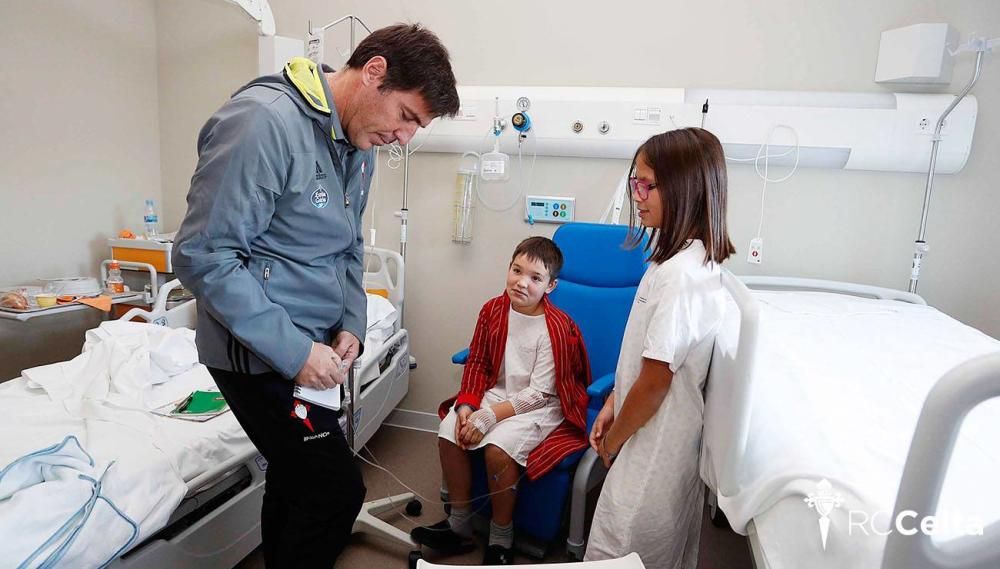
<box><xmin>917</xmin><ymin>116</ymin><xmax>947</xmax><ymax>135</ymax></box>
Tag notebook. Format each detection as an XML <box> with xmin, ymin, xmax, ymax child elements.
<box><xmin>293</xmin><ymin>384</ymin><xmax>342</xmax><ymax>411</ymax></box>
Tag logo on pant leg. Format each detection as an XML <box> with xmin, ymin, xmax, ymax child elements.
<box><xmin>291</xmin><ymin>399</ymin><xmax>314</xmax><ymax>432</ymax></box>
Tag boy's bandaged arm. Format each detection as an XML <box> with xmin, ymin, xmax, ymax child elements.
<box><xmin>468</xmin><ymin>388</ymin><xmax>551</xmax><ymax>434</ymax></box>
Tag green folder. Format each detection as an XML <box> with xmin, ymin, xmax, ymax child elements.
<box><xmin>173</xmin><ymin>390</ymin><xmax>228</xmax><ymax>415</ymax></box>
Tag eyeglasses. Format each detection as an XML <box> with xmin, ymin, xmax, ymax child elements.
<box><xmin>628</xmin><ymin>177</ymin><xmax>657</xmax><ymax>200</ymax></box>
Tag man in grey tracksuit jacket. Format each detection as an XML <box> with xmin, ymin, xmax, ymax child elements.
<box><xmin>171</xmin><ymin>24</ymin><xmax>458</xmax><ymax>568</ymax></box>
<box><xmin>174</xmin><ymin>64</ymin><xmax>371</xmax><ymax>382</ymax></box>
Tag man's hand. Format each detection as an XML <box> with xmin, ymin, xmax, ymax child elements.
<box><xmin>589</xmin><ymin>392</ymin><xmax>615</xmax><ymax>452</ymax></box>
<box><xmin>294</xmin><ymin>342</ymin><xmax>346</xmax><ymax>389</ymax></box>
<box><xmin>332</xmin><ymin>331</ymin><xmax>361</xmax><ymax>369</ymax></box>
<box><xmin>454</xmin><ymin>405</ymin><xmax>474</xmax><ymax>449</ymax></box>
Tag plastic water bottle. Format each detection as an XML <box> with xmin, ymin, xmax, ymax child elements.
<box><xmin>143</xmin><ymin>199</ymin><xmax>159</xmax><ymax>239</ymax></box>
<box><xmin>107</xmin><ymin>260</ymin><xmax>125</xmax><ymax>294</ymax></box>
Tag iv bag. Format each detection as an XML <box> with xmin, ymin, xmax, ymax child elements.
<box><xmin>480</xmin><ymin>141</ymin><xmax>510</xmax><ymax>182</ymax></box>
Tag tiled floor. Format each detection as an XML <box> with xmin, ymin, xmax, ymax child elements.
<box><xmin>236</xmin><ymin>426</ymin><xmax>754</xmax><ymax>568</ymax></box>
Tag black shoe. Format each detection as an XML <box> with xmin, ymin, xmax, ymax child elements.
<box><xmin>483</xmin><ymin>544</ymin><xmax>514</xmax><ymax>565</ymax></box>
<box><xmin>410</xmin><ymin>519</ymin><xmax>475</xmax><ymax>553</ymax></box>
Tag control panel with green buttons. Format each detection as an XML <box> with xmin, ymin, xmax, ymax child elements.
<box><xmin>525</xmin><ymin>195</ymin><xmax>575</xmax><ymax>224</ymax></box>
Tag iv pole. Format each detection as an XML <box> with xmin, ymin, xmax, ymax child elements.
<box><xmin>312</xmin><ymin>13</ymin><xmax>420</xmax><ymax>550</ymax></box>
<box><xmin>310</xmin><ymin>16</ymin><xmax>410</xmax><ymax>265</ymax></box>
<box><xmin>908</xmin><ymin>36</ymin><xmax>995</xmax><ymax>293</ymax></box>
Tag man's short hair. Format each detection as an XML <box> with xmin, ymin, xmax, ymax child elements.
<box><xmin>346</xmin><ymin>23</ymin><xmax>460</xmax><ymax>118</ymax></box>
<box><xmin>511</xmin><ymin>237</ymin><xmax>563</xmax><ymax>281</ymax></box>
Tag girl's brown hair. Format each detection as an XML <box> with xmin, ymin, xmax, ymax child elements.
<box><xmin>626</xmin><ymin>128</ymin><xmax>735</xmax><ymax>265</ymax></box>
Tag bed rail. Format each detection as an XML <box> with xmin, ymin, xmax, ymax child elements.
<box><xmin>119</xmin><ymin>280</ymin><xmax>196</xmax><ymax>329</ymax></box>
<box><xmin>740</xmin><ymin>276</ymin><xmax>926</xmax><ymax>305</ymax></box>
<box><xmin>364</xmin><ymin>246</ymin><xmax>405</xmax><ymax>314</ymax></box>
<box><xmin>882</xmin><ymin>352</ymin><xmax>1000</xmax><ymax>569</ymax></box>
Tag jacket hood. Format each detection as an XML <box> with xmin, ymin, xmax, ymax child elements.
<box><xmin>237</xmin><ymin>57</ymin><xmax>347</xmax><ymax>143</ymax></box>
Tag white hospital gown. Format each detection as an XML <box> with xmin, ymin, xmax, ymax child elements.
<box><xmin>439</xmin><ymin>308</ymin><xmax>563</xmax><ymax>465</ymax></box>
<box><xmin>586</xmin><ymin>240</ymin><xmax>727</xmax><ymax>569</ymax></box>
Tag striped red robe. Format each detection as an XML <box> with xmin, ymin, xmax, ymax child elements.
<box><xmin>439</xmin><ymin>292</ymin><xmax>591</xmax><ymax>480</ymax></box>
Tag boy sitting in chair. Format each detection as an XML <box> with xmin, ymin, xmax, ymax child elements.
<box><xmin>411</xmin><ymin>236</ymin><xmax>590</xmax><ymax>565</ymax></box>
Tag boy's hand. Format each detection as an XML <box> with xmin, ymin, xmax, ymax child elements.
<box><xmin>589</xmin><ymin>393</ymin><xmax>616</xmax><ymax>452</ymax></box>
<box><xmin>460</xmin><ymin>423</ymin><xmax>485</xmax><ymax>447</ymax></box>
<box><xmin>455</xmin><ymin>405</ymin><xmax>474</xmax><ymax>449</ymax></box>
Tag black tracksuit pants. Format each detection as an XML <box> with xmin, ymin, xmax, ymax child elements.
<box><xmin>210</xmin><ymin>368</ymin><xmax>366</xmax><ymax>569</ymax></box>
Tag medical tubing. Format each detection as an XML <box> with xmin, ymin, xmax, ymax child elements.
<box><xmin>356</xmin><ymin>448</ymin><xmax>497</xmax><ymax>528</ymax></box>
<box><xmin>349</xmin><ymin>366</ymin><xmax>529</xmax><ymax>515</ymax></box>
<box><xmin>355</xmin><ymin>445</ymin><xmax>530</xmax><ymax>514</ymax></box>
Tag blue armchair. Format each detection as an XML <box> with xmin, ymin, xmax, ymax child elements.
<box><xmin>450</xmin><ymin>222</ymin><xmax>648</xmax><ymax>558</ymax></box>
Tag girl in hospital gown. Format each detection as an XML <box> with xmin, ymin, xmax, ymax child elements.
<box><xmin>586</xmin><ymin>128</ymin><xmax>734</xmax><ymax>569</ymax></box>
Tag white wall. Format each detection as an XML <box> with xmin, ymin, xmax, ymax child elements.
<box><xmin>155</xmin><ymin>0</ymin><xmax>259</xmax><ymax>229</ymax></box>
<box><xmin>2</xmin><ymin>0</ymin><xmax>994</xmax><ymax>405</ymax></box>
<box><xmin>260</xmin><ymin>0</ymin><xmax>1000</xmax><ymax>412</ymax></box>
<box><xmin>0</xmin><ymin>0</ymin><xmax>162</xmax><ymax>380</ymax></box>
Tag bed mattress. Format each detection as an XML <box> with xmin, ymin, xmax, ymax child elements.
<box><xmin>702</xmin><ymin>291</ymin><xmax>1000</xmax><ymax>567</ymax></box>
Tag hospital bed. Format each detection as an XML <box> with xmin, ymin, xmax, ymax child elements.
<box><xmin>0</xmin><ymin>246</ymin><xmax>411</xmax><ymax>569</ymax></box>
<box><xmin>701</xmin><ymin>273</ymin><xmax>1000</xmax><ymax>569</ymax></box>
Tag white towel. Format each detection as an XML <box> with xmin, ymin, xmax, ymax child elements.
<box><xmin>0</xmin><ymin>436</ymin><xmax>139</xmax><ymax>568</ymax></box>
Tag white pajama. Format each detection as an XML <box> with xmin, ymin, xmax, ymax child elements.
<box><xmin>586</xmin><ymin>240</ymin><xmax>727</xmax><ymax>569</ymax></box>
<box><xmin>439</xmin><ymin>308</ymin><xmax>563</xmax><ymax>465</ymax></box>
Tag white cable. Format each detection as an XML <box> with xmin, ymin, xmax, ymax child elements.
<box><xmin>757</xmin><ymin>147</ymin><xmax>770</xmax><ymax>238</ymax></box>
<box><xmin>386</xmin><ymin>143</ymin><xmax>405</xmax><ymax>170</ymax></box>
<box><xmin>725</xmin><ymin>146</ymin><xmax>797</xmax><ymax>163</ymax></box>
<box><xmin>385</xmin><ymin>120</ymin><xmax>439</xmax><ymax>170</ymax></box>
<box><xmin>723</xmin><ymin>124</ymin><xmax>800</xmax><ymax>240</ymax></box>
<box><xmin>752</xmin><ymin>126</ymin><xmax>799</xmax><ymax>183</ymax></box>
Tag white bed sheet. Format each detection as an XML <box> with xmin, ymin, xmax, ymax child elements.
<box><xmin>0</xmin><ymin>324</ymin><xmax>254</xmax><ymax>567</ymax></box>
<box><xmin>358</xmin><ymin>293</ymin><xmax>399</xmax><ymax>388</ymax></box>
<box><xmin>706</xmin><ymin>291</ymin><xmax>1000</xmax><ymax>567</ymax></box>
<box><xmin>2</xmin><ymin>294</ymin><xmax>400</xmax><ymax>566</ymax></box>
<box><xmin>0</xmin><ymin>366</ymin><xmax>252</xmax><ymax>534</ymax></box>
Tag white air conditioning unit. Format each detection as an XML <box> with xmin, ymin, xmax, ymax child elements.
<box><xmin>411</xmin><ymin>86</ymin><xmax>977</xmax><ymax>174</ymax></box>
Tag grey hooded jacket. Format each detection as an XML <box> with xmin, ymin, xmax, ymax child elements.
<box><xmin>172</xmin><ymin>60</ymin><xmax>374</xmax><ymax>379</ymax></box>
